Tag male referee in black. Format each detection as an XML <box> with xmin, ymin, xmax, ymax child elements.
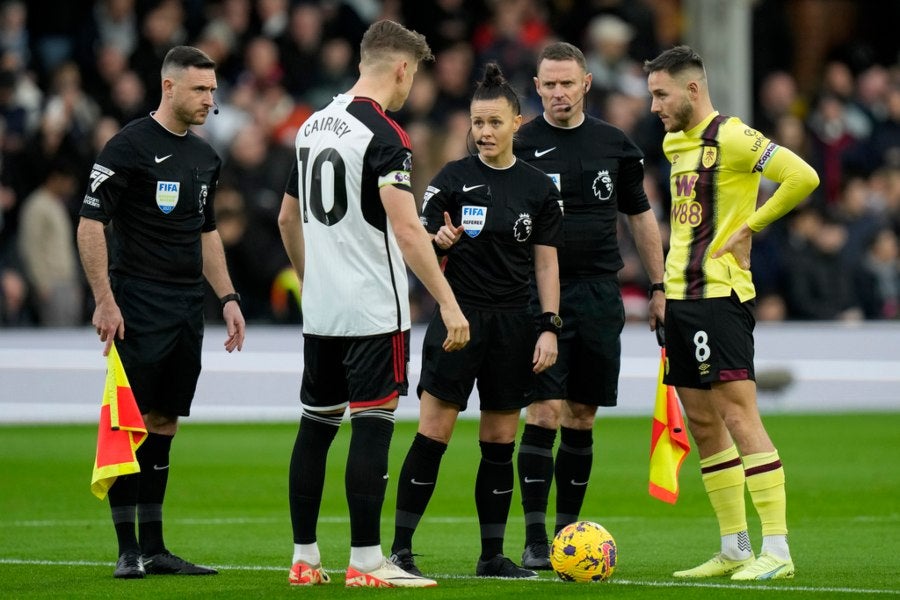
<box><xmin>513</xmin><ymin>42</ymin><xmax>665</xmax><ymax>569</ymax></box>
<box><xmin>78</xmin><ymin>45</ymin><xmax>246</xmax><ymax>579</ymax></box>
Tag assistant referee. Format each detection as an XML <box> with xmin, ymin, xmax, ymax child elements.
<box><xmin>78</xmin><ymin>45</ymin><xmax>246</xmax><ymax>579</ymax></box>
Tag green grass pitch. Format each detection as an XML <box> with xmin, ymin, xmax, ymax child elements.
<box><xmin>1</xmin><ymin>413</ymin><xmax>898</xmax><ymax>598</ymax></box>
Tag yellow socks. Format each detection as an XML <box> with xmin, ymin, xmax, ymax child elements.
<box><xmin>700</xmin><ymin>445</ymin><xmax>747</xmax><ymax>537</ymax></box>
<box><xmin>743</xmin><ymin>450</ymin><xmax>787</xmax><ymax>536</ymax></box>
<box><xmin>743</xmin><ymin>450</ymin><xmax>790</xmax><ymax>559</ymax></box>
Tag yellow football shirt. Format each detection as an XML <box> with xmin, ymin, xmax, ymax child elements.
<box><xmin>662</xmin><ymin>111</ymin><xmax>819</xmax><ymax>301</ymax></box>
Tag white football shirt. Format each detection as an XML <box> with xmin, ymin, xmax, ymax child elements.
<box><xmin>287</xmin><ymin>94</ymin><xmax>414</xmax><ymax>337</ymax></box>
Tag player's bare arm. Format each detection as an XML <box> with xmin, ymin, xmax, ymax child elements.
<box><xmin>381</xmin><ymin>185</ymin><xmax>469</xmax><ymax>351</ymax></box>
<box><xmin>277</xmin><ymin>191</ymin><xmax>305</xmax><ymax>283</ymax></box>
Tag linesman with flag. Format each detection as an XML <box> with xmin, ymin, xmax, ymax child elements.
<box><xmin>78</xmin><ymin>46</ymin><xmax>245</xmax><ymax>579</ymax></box>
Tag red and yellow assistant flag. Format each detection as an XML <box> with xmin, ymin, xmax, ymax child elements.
<box><xmin>648</xmin><ymin>345</ymin><xmax>691</xmax><ymax>503</ymax></box>
<box><xmin>90</xmin><ymin>344</ymin><xmax>146</xmax><ymax>500</ymax></box>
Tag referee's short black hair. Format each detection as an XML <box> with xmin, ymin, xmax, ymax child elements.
<box><xmin>537</xmin><ymin>42</ymin><xmax>587</xmax><ymax>72</ymax></box>
<box><xmin>161</xmin><ymin>46</ymin><xmax>216</xmax><ymax>76</ymax></box>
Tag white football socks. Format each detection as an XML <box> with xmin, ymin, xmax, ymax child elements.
<box><xmin>293</xmin><ymin>542</ymin><xmax>321</xmax><ymax>565</ymax></box>
<box><xmin>349</xmin><ymin>545</ymin><xmax>383</xmax><ymax>572</ymax></box>
<box><xmin>761</xmin><ymin>534</ymin><xmax>791</xmax><ymax>560</ymax></box>
<box><xmin>721</xmin><ymin>530</ymin><xmax>753</xmax><ymax>560</ymax></box>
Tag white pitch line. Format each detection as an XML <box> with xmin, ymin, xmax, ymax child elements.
<box><xmin>0</xmin><ymin>558</ymin><xmax>896</xmax><ymax>595</ymax></box>
<box><xmin>608</xmin><ymin>579</ymin><xmax>900</xmax><ymax>595</ymax></box>
<box><xmin>5</xmin><ymin>515</ymin><xmax>656</xmax><ymax>528</ymax></box>
<box><xmin>7</xmin><ymin>514</ymin><xmax>895</xmax><ymax>528</ymax></box>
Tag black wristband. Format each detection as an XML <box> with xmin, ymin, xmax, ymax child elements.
<box><xmin>220</xmin><ymin>292</ymin><xmax>241</xmax><ymax>308</ymax></box>
<box><xmin>536</xmin><ymin>311</ymin><xmax>563</xmax><ymax>334</ymax></box>
<box><xmin>648</xmin><ymin>282</ymin><xmax>665</xmax><ymax>299</ymax></box>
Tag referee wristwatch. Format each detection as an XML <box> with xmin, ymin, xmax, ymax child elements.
<box><xmin>537</xmin><ymin>311</ymin><xmax>563</xmax><ymax>335</ymax></box>
<box><xmin>648</xmin><ymin>282</ymin><xmax>665</xmax><ymax>299</ymax></box>
<box><xmin>220</xmin><ymin>292</ymin><xmax>242</xmax><ymax>308</ymax></box>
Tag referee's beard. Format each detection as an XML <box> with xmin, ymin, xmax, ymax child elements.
<box><xmin>174</xmin><ymin>105</ymin><xmax>209</xmax><ymax>127</ymax></box>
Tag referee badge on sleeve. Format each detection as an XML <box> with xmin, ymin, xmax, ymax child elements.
<box><xmin>156</xmin><ymin>181</ymin><xmax>180</xmax><ymax>214</ymax></box>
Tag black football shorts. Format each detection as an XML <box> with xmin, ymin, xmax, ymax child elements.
<box><xmin>663</xmin><ymin>292</ymin><xmax>756</xmax><ymax>389</ymax></box>
<box><xmin>300</xmin><ymin>330</ymin><xmax>410</xmax><ymax>412</ymax></box>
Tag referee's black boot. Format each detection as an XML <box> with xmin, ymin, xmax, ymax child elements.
<box><xmin>114</xmin><ymin>551</ymin><xmax>145</xmax><ymax>579</ymax></box>
<box><xmin>522</xmin><ymin>541</ymin><xmax>552</xmax><ymax>570</ymax></box>
<box><xmin>142</xmin><ymin>550</ymin><xmax>217</xmax><ymax>575</ymax></box>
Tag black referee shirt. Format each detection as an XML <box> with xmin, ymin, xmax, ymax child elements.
<box><xmin>421</xmin><ymin>154</ymin><xmax>563</xmax><ymax>310</ymax></box>
<box><xmin>514</xmin><ymin>114</ymin><xmax>649</xmax><ymax>280</ymax></box>
<box><xmin>80</xmin><ymin>116</ymin><xmax>221</xmax><ymax>286</ymax></box>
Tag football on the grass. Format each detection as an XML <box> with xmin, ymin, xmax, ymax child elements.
<box><xmin>550</xmin><ymin>520</ymin><xmax>617</xmax><ymax>583</ymax></box>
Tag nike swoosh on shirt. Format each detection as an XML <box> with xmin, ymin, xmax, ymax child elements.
<box><xmin>410</xmin><ymin>478</ymin><xmax>435</xmax><ymax>486</ymax></box>
<box><xmin>154</xmin><ymin>154</ymin><xmax>173</xmax><ymax>163</ymax></box>
<box><xmin>533</xmin><ymin>147</ymin><xmax>556</xmax><ymax>157</ymax></box>
<box><xmin>462</xmin><ymin>184</ymin><xmax>485</xmax><ymax>192</ymax></box>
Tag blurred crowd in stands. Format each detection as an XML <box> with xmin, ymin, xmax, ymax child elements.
<box><xmin>0</xmin><ymin>0</ymin><xmax>898</xmax><ymax>328</ymax></box>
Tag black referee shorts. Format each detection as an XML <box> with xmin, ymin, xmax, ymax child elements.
<box><xmin>418</xmin><ymin>306</ymin><xmax>535</xmax><ymax>411</ymax></box>
<box><xmin>532</xmin><ymin>277</ymin><xmax>624</xmax><ymax>406</ymax></box>
<box><xmin>111</xmin><ymin>275</ymin><xmax>205</xmax><ymax>417</ymax></box>
<box><xmin>663</xmin><ymin>292</ymin><xmax>756</xmax><ymax>389</ymax></box>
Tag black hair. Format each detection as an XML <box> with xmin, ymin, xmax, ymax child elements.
<box><xmin>472</xmin><ymin>62</ymin><xmax>520</xmax><ymax>115</ymax></box>
<box><xmin>538</xmin><ymin>42</ymin><xmax>587</xmax><ymax>71</ymax></box>
<box><xmin>161</xmin><ymin>45</ymin><xmax>216</xmax><ymax>74</ymax></box>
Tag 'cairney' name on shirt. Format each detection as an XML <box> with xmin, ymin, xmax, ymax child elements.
<box><xmin>303</xmin><ymin>116</ymin><xmax>353</xmax><ymax>138</ymax></box>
